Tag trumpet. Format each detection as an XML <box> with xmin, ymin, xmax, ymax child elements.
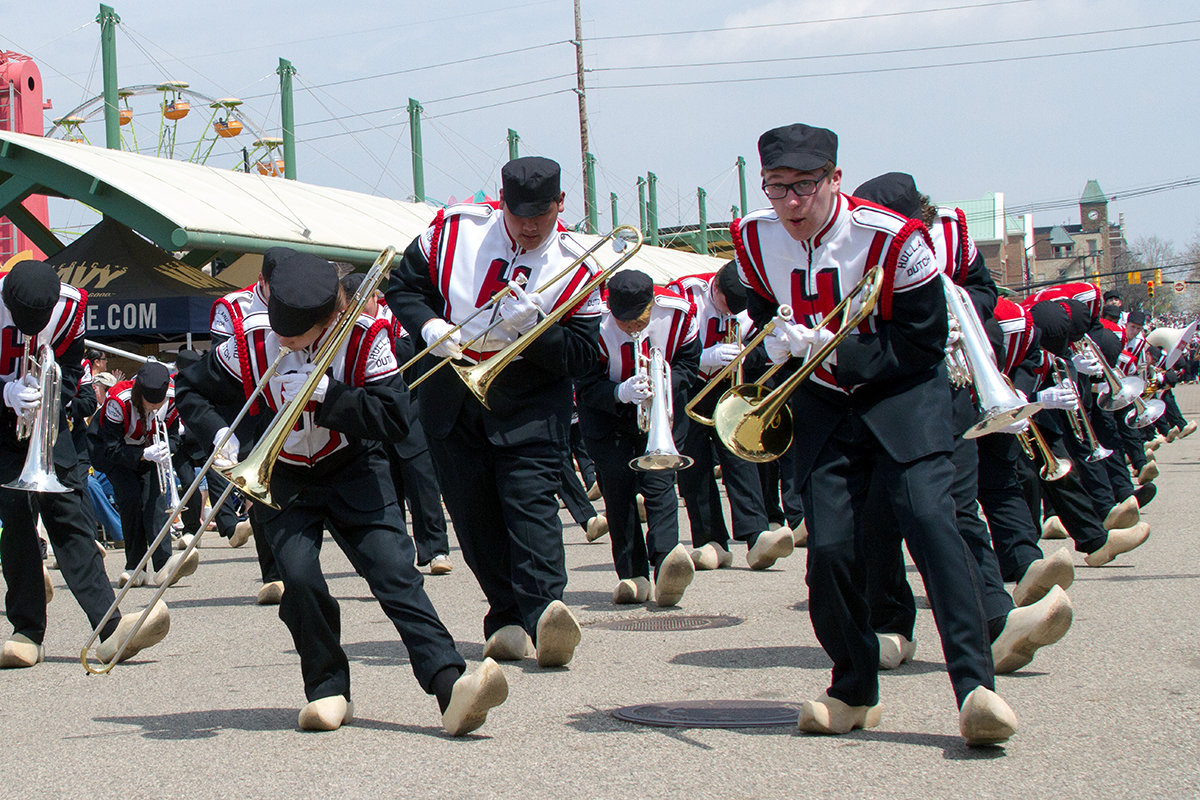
<box><xmin>1049</xmin><ymin>355</ymin><xmax>1112</xmax><ymax>462</ymax></box>
<box><xmin>942</xmin><ymin>275</ymin><xmax>1041</xmax><ymax>439</ymax></box>
<box><xmin>151</xmin><ymin>411</ymin><xmax>184</xmax><ymax>511</ymax></box>
<box><xmin>708</xmin><ymin>266</ymin><xmax>886</xmax><ymax>463</ymax></box>
<box><xmin>404</xmin><ymin>226</ymin><xmax>643</xmax><ymax>396</ymax></box>
<box><xmin>1075</xmin><ymin>335</ymin><xmax>1142</xmax><ymax>412</ymax></box>
<box><xmin>685</xmin><ymin>307</ymin><xmax>793</xmax><ymax>427</ymax></box>
<box><xmin>4</xmin><ymin>340</ymin><xmax>70</xmax><ymax>494</ymax></box>
<box><xmin>628</xmin><ymin>338</ymin><xmax>693</xmax><ymax>472</ymax></box>
<box><xmin>1016</xmin><ymin>420</ymin><xmax>1073</xmax><ymax>481</ymax></box>
<box><xmin>721</xmin><ymin>317</ymin><xmax>744</xmax><ymax>389</ymax></box>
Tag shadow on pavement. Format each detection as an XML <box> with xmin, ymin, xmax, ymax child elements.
<box><xmin>95</xmin><ymin>708</ymin><xmax>454</xmax><ymax>740</ymax></box>
<box><xmin>564</xmin><ymin>706</ymin><xmax>795</xmax><ymax>748</ymax></box>
<box><xmin>670</xmin><ymin>645</ymin><xmax>832</xmax><ymax>670</ymax></box>
<box><xmin>854</xmin><ymin>728</ymin><xmax>1008</xmax><ymax>760</ymax></box>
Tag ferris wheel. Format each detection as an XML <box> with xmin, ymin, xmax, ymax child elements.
<box><xmin>47</xmin><ymin>82</ymin><xmax>286</xmax><ymax>175</ymax></box>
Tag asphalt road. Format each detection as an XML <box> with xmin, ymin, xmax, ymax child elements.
<box><xmin>3</xmin><ymin>387</ymin><xmax>1198</xmax><ymax>799</ymax></box>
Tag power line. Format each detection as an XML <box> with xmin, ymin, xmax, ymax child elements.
<box><xmin>590</xmin><ymin>36</ymin><xmax>1200</xmax><ymax>91</ymax></box>
<box><xmin>1008</xmin><ymin>177</ymin><xmax>1200</xmax><ymax>216</ymax></box>
<box><xmin>588</xmin><ymin>0</ymin><xmax>1032</xmax><ymax>42</ymax></box>
<box><xmin>587</xmin><ymin>19</ymin><xmax>1200</xmax><ymax>73</ymax></box>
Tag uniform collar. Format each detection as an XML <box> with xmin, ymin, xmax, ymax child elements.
<box><xmin>808</xmin><ymin>193</ymin><xmax>847</xmax><ymax>249</ymax></box>
<box><xmin>500</xmin><ymin>215</ymin><xmax>556</xmax><ymax>257</ymax></box>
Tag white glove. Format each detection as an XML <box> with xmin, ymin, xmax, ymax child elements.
<box><xmin>945</xmin><ymin>315</ymin><xmax>963</xmax><ymax>356</ymax></box>
<box><xmin>616</xmin><ymin>374</ymin><xmax>653</xmax><ymax>404</ymax></box>
<box><xmin>3</xmin><ymin>378</ymin><xmax>41</xmax><ymax>415</ymax></box>
<box><xmin>769</xmin><ymin>319</ymin><xmax>834</xmax><ymax>362</ymax></box>
<box><xmin>996</xmin><ymin>418</ymin><xmax>1031</xmax><ymax>435</ymax></box>
<box><xmin>277</xmin><ymin>365</ymin><xmax>329</xmax><ymax>404</ymax></box>
<box><xmin>1037</xmin><ymin>385</ymin><xmax>1079</xmax><ymax>411</ymax></box>
<box><xmin>764</xmin><ymin>326</ymin><xmax>793</xmax><ymax>365</ymax></box>
<box><xmin>1072</xmin><ymin>351</ymin><xmax>1103</xmax><ymax>377</ymax></box>
<box><xmin>421</xmin><ymin>318</ymin><xmax>462</xmax><ymax>359</ymax></box>
<box><xmin>142</xmin><ymin>442</ymin><xmax>171</xmax><ymax>465</ymax></box>
<box><xmin>497</xmin><ymin>280</ymin><xmax>543</xmax><ymax>335</ymax></box>
<box><xmin>700</xmin><ymin>343</ymin><xmax>741</xmax><ymax>371</ymax></box>
<box><xmin>213</xmin><ymin>427</ymin><xmax>240</xmax><ymax>468</ymax></box>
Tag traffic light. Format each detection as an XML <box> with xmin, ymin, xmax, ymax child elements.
<box><xmin>1155</xmin><ymin>268</ymin><xmax>1164</xmax><ymax>284</ymax></box>
<box><xmin>1147</xmin><ymin>280</ymin><xmax>1155</xmax><ymax>298</ymax></box>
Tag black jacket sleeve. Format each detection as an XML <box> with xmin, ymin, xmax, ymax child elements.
<box><xmin>835</xmin><ymin>276</ymin><xmax>949</xmax><ymax>386</ymax></box>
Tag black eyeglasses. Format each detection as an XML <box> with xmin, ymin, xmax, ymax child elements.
<box><xmin>762</xmin><ymin>168</ymin><xmax>831</xmax><ymax>200</ymax></box>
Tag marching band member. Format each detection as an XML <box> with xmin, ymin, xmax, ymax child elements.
<box><xmin>1022</xmin><ymin>301</ymin><xmax>1150</xmax><ymax>566</ymax></box>
<box><xmin>0</xmin><ymin>260</ymin><xmax>166</xmax><ymax>668</ymax></box>
<box><xmin>210</xmin><ymin>256</ymin><xmax>282</xmax><ymax>604</ymax></box>
<box><xmin>854</xmin><ymin>173</ymin><xmax>1073</xmax><ymax>677</ymax></box>
<box><xmin>732</xmin><ymin>124</ymin><xmax>1015</xmax><ymax>745</ymax></box>
<box><xmin>341</xmin><ymin>272</ymin><xmax>454</xmax><ymax>576</ymax></box>
<box><xmin>577</xmin><ymin>269</ymin><xmax>701</xmax><ymax>605</ymax></box>
<box><xmin>667</xmin><ymin>261</ymin><xmax>787</xmax><ymax>570</ymax></box>
<box><xmin>386</xmin><ymin>156</ymin><xmax>596</xmax><ymax>668</ymax></box>
<box><xmin>90</xmin><ymin>361</ymin><xmax>198</xmax><ymax>588</ymax></box>
<box><xmin>176</xmin><ymin>249</ymin><xmax>506</xmax><ymax>734</ymax></box>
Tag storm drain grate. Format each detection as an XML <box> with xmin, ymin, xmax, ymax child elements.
<box><xmin>613</xmin><ymin>699</ymin><xmax>802</xmax><ymax>728</ymax></box>
<box><xmin>588</xmin><ymin>614</ymin><xmax>743</xmax><ymax>632</ymax></box>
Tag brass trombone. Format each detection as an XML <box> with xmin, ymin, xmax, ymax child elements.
<box><xmin>712</xmin><ymin>265</ymin><xmax>885</xmax><ymax>463</ymax></box>
<box><xmin>452</xmin><ymin>226</ymin><xmax>645</xmax><ymax>409</ymax></box>
<box><xmin>684</xmin><ymin>306</ymin><xmax>793</xmax><ymax>426</ymax></box>
<box><xmin>222</xmin><ymin>246</ymin><xmax>398</xmax><ymax>509</ymax></box>
<box><xmin>403</xmin><ymin>226</ymin><xmax>643</xmax><ymax>394</ymax></box>
<box><xmin>1074</xmin><ymin>334</ymin><xmax>1142</xmax><ymax>412</ymax></box>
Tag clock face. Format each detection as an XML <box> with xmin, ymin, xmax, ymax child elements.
<box><xmin>1087</xmin><ymin>210</ymin><xmax>1099</xmax><ymax>220</ymax></box>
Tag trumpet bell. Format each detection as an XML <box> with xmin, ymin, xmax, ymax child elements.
<box><xmin>713</xmin><ymin>384</ymin><xmax>793</xmax><ymax>463</ymax></box>
<box><xmin>1085</xmin><ymin>444</ymin><xmax>1114</xmax><ymax>462</ymax></box>
<box><xmin>1127</xmin><ymin>397</ymin><xmax>1165</xmax><ymax>429</ymax></box>
<box><xmin>3</xmin><ymin>468</ymin><xmax>70</xmax><ymax>493</ymax></box>
<box><xmin>453</xmin><ymin>359</ymin><xmax>495</xmax><ymax>410</ymax></box>
<box><xmin>963</xmin><ymin>401</ymin><xmax>1043</xmax><ymax>440</ymax></box>
<box><xmin>1042</xmin><ymin>457</ymin><xmax>1073</xmax><ymax>482</ymax></box>
<box><xmin>1097</xmin><ymin>376</ymin><xmax>1143</xmax><ymax>411</ymax></box>
<box><xmin>630</xmin><ymin>451</ymin><xmax>693</xmax><ymax>472</ymax></box>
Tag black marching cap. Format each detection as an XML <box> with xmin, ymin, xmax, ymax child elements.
<box><xmin>758</xmin><ymin>123</ymin><xmax>837</xmax><ymax>173</ymax></box>
<box><xmin>266</xmin><ymin>248</ymin><xmax>339</xmax><ymax>337</ymax></box>
<box><xmin>501</xmin><ymin>156</ymin><xmax>562</xmax><ymax>217</ymax></box>
<box><xmin>1103</xmin><ymin>289</ymin><xmax>1122</xmax><ymax>301</ymax></box>
<box><xmin>716</xmin><ymin>261</ymin><xmax>747</xmax><ymax>314</ymax></box>
<box><xmin>1029</xmin><ymin>301</ymin><xmax>1072</xmax><ymax>357</ymax></box>
<box><xmin>1126</xmin><ymin>310</ymin><xmax>1146</xmax><ymax>327</ymax></box>
<box><xmin>854</xmin><ymin>172</ymin><xmax>921</xmax><ymax>219</ymax></box>
<box><xmin>607</xmin><ymin>269</ymin><xmax>655</xmax><ymax>321</ymax></box>
<box><xmin>3</xmin><ymin>259</ymin><xmax>60</xmax><ymax>336</ymax></box>
<box><xmin>136</xmin><ymin>361</ymin><xmax>171</xmax><ymax>404</ymax></box>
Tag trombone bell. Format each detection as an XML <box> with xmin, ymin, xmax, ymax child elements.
<box><xmin>713</xmin><ymin>384</ymin><xmax>793</xmax><ymax>463</ymax></box>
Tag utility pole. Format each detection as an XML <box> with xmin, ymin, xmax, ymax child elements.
<box><xmin>610</xmin><ymin>192</ymin><xmax>619</xmax><ymax>229</ymax></box>
<box><xmin>408</xmin><ymin>98</ymin><xmax>425</xmax><ymax>203</ymax></box>
<box><xmin>507</xmin><ymin>128</ymin><xmax>520</xmax><ymax>160</ymax></box>
<box><xmin>97</xmin><ymin>4</ymin><xmax>121</xmax><ymax>150</ymax></box>
<box><xmin>697</xmin><ymin>187</ymin><xmax>708</xmax><ymax>255</ymax></box>
<box><xmin>573</xmin><ymin>0</ymin><xmax>595</xmax><ymax>233</ymax></box>
<box><xmin>736</xmin><ymin>155</ymin><xmax>748</xmax><ymax>219</ymax></box>
<box><xmin>647</xmin><ymin>172</ymin><xmax>659</xmax><ymax>247</ymax></box>
<box><xmin>277</xmin><ymin>58</ymin><xmax>297</xmax><ymax>179</ymax></box>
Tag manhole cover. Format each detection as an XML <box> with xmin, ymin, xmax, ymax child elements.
<box><xmin>588</xmin><ymin>614</ymin><xmax>743</xmax><ymax>632</ymax></box>
<box><xmin>613</xmin><ymin>699</ymin><xmax>802</xmax><ymax>728</ymax></box>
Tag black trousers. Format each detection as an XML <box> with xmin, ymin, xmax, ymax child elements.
<box><xmin>586</xmin><ymin>427</ymin><xmax>680</xmax><ymax>581</ymax></box>
<box><xmin>195</xmin><ymin>467</ymin><xmax>241</xmax><ymax>539</ymax></box>
<box><xmin>257</xmin><ymin>453</ymin><xmax>463</xmax><ymax>703</ymax></box>
<box><xmin>249</xmin><ymin>503</ymin><xmax>281</xmax><ymax>584</ymax></box>
<box><xmin>1163</xmin><ymin>390</ymin><xmax>1187</xmax><ymax>429</ymax></box>
<box><xmin>1060</xmin><ymin>414</ymin><xmax>1117</xmax><ymax>513</ymax></box>
<box><xmin>677</xmin><ymin>419</ymin><xmax>768</xmax><ymax>548</ymax></box>
<box><xmin>107</xmin><ymin>466</ymin><xmax>171</xmax><ymax>572</ymax></box>
<box><xmin>802</xmin><ymin>411</ymin><xmax>993</xmax><ymax>708</ymax></box>
<box><xmin>758</xmin><ymin>445</ymin><xmax>805</xmax><ymax>530</ymax></box>
<box><xmin>0</xmin><ymin>464</ymin><xmax>119</xmax><ymax>644</ymax></box>
<box><xmin>1090</xmin><ymin>406</ymin><xmax>1135</xmax><ymax>503</ymax></box>
<box><xmin>867</xmin><ymin>434</ymin><xmax>1013</xmax><ymax>638</ymax></box>
<box><xmin>568</xmin><ymin>420</ymin><xmax>597</xmax><ymax>489</ymax></box>
<box><xmin>427</xmin><ymin>401</ymin><xmax>568</xmax><ymax>643</ymax></box>
<box><xmin>976</xmin><ymin>434</ymin><xmax>1044</xmax><ymax>583</ymax></box>
<box><xmin>1018</xmin><ymin>428</ymin><xmax>1108</xmax><ymax>554</ymax></box>
<box><xmin>388</xmin><ymin>446</ymin><xmax>450</xmax><ymax>565</ymax></box>
<box><xmin>1117</xmin><ymin>411</ymin><xmax>1149</xmax><ymax>471</ymax></box>
<box><xmin>559</xmin><ymin>448</ymin><xmax>597</xmax><ymax>527</ymax></box>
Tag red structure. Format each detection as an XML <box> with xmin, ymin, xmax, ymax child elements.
<box><xmin>0</xmin><ymin>51</ymin><xmax>51</xmax><ymax>265</ymax></box>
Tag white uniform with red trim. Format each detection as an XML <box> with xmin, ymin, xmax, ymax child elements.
<box><xmin>666</xmin><ymin>273</ymin><xmax>751</xmax><ymax>381</ymax></box>
<box><xmin>928</xmin><ymin>206</ymin><xmax>978</xmax><ymax>284</ymax></box>
<box><xmin>993</xmin><ymin>297</ymin><xmax>1035</xmax><ymax>377</ymax></box>
<box><xmin>732</xmin><ymin>194</ymin><xmax>939</xmax><ymax>394</ymax></box>
<box><xmin>102</xmin><ymin>380</ymin><xmax>179</xmax><ymax>445</ymax></box>
<box><xmin>211</xmin><ymin>311</ymin><xmax>398</xmax><ymax>467</ymax></box>
<box><xmin>0</xmin><ymin>277</ymin><xmax>87</xmax><ymax>382</ymax></box>
<box><xmin>596</xmin><ymin>289</ymin><xmax>697</xmax><ymax>383</ymax></box>
<box><xmin>1023</xmin><ymin>282</ymin><xmax>1101</xmax><ymax>322</ymax></box>
<box><xmin>1118</xmin><ymin>331</ymin><xmax>1147</xmax><ymax>377</ymax></box>
<box><xmin>210</xmin><ymin>282</ymin><xmax>267</xmax><ymax>341</ymax></box>
<box><xmin>418</xmin><ymin>203</ymin><xmax>602</xmax><ymax>361</ymax></box>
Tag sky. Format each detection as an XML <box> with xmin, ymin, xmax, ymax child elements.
<box><xmin>4</xmin><ymin>0</ymin><xmax>1200</xmax><ymax>261</ymax></box>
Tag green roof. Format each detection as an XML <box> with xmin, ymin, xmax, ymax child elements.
<box><xmin>1080</xmin><ymin>179</ymin><xmax>1106</xmax><ymax>204</ymax></box>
